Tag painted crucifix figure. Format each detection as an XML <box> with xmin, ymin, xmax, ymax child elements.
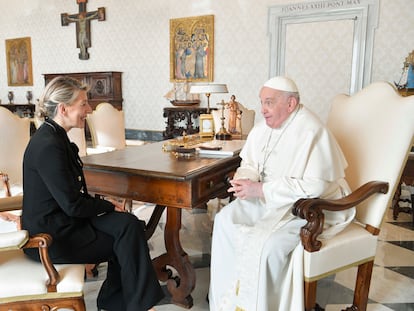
<box><xmin>61</xmin><ymin>0</ymin><xmax>105</xmax><ymax>60</ymax></box>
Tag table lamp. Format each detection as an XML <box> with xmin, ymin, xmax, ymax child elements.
<box><xmin>190</xmin><ymin>84</ymin><xmax>228</xmax><ymax>138</ymax></box>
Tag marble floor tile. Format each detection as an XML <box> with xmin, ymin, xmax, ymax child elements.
<box><xmin>375</xmin><ymin>240</ymin><xmax>414</xmax><ymax>266</ymax></box>
<box><xmin>379</xmin><ymin>221</ymin><xmax>414</xmax><ymax>242</ymax></box>
<box><xmin>333</xmin><ymin>266</ymin><xmax>414</xmax><ymax>304</ymax></box>
<box><xmin>156</xmin><ymin>268</ymin><xmax>210</xmax><ymax>311</ymax></box>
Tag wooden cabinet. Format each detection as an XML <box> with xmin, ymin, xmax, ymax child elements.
<box><xmin>398</xmin><ymin>88</ymin><xmax>414</xmax><ymax>97</ymax></box>
<box><xmin>393</xmin><ymin>153</ymin><xmax>414</xmax><ymax>223</ymax></box>
<box><xmin>43</xmin><ymin>72</ymin><xmax>123</xmax><ymax>110</ymax></box>
<box><xmin>1</xmin><ymin>104</ymin><xmax>35</xmax><ymax>118</ymax></box>
<box><xmin>394</xmin><ymin>85</ymin><xmax>413</xmax><ymax>222</ymax></box>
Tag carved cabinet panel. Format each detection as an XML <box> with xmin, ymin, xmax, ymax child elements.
<box><xmin>43</xmin><ymin>71</ymin><xmax>123</xmax><ymax>110</ymax></box>
<box><xmin>163</xmin><ymin>106</ymin><xmax>208</xmax><ymax>139</ymax></box>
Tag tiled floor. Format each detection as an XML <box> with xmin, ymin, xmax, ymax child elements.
<box><xmin>83</xmin><ymin>200</ymin><xmax>414</xmax><ymax>311</ymax></box>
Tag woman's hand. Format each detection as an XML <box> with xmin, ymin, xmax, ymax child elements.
<box><xmin>228</xmin><ymin>178</ymin><xmax>264</xmax><ymax>200</ymax></box>
<box><xmin>106</xmin><ymin>197</ymin><xmax>128</xmax><ymax>212</ymax></box>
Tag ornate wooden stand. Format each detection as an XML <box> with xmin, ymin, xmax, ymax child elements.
<box><xmin>163</xmin><ymin>106</ymin><xmax>208</xmax><ymax>139</ymax></box>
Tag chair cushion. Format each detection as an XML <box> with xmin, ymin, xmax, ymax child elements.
<box><xmin>0</xmin><ymin>218</ymin><xmax>19</xmax><ymax>234</ymax></box>
<box><xmin>303</xmin><ymin>222</ymin><xmax>378</xmax><ymax>281</ymax></box>
<box><xmin>0</xmin><ymin>231</ymin><xmax>28</xmax><ymax>249</ymax></box>
<box><xmin>0</xmin><ymin>249</ymin><xmax>85</xmax><ymax>302</ymax></box>
<box><xmin>9</xmin><ymin>184</ymin><xmax>22</xmax><ymax>197</ymax></box>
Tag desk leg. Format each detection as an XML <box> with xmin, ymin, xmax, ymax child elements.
<box><xmin>145</xmin><ymin>205</ymin><xmax>166</xmax><ymax>240</ymax></box>
<box><xmin>152</xmin><ymin>207</ymin><xmax>195</xmax><ymax>308</ymax></box>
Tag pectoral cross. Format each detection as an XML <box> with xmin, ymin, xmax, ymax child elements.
<box><xmin>61</xmin><ymin>0</ymin><xmax>105</xmax><ymax>60</ymax></box>
<box><xmin>260</xmin><ymin>170</ymin><xmax>266</xmax><ymax>181</ymax></box>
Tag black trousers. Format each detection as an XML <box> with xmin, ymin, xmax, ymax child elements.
<box><xmin>25</xmin><ymin>212</ymin><xmax>164</xmax><ymax>311</ymax></box>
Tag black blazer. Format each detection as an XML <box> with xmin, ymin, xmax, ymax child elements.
<box><xmin>22</xmin><ymin>119</ymin><xmax>114</xmax><ymax>251</ymax></box>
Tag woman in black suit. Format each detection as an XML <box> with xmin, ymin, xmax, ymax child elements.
<box><xmin>22</xmin><ymin>76</ymin><xmax>163</xmax><ymax>311</ymax></box>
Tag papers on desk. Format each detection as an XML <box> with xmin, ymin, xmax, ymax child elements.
<box><xmin>86</xmin><ymin>146</ymin><xmax>116</xmax><ymax>155</ymax></box>
<box><xmin>196</xmin><ymin>140</ymin><xmax>246</xmax><ymax>157</ymax></box>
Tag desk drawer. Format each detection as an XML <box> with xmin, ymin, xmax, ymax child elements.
<box><xmin>195</xmin><ymin>163</ymin><xmax>238</xmax><ymax>201</ymax></box>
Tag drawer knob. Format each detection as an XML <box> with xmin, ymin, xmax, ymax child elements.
<box><xmin>207</xmin><ymin>180</ymin><xmax>214</xmax><ymax>188</ymax></box>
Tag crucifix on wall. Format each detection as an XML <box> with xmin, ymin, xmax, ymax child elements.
<box><xmin>61</xmin><ymin>0</ymin><xmax>105</xmax><ymax>60</ymax></box>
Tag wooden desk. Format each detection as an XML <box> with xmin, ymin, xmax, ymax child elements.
<box><xmin>82</xmin><ymin>141</ymin><xmax>241</xmax><ymax>308</ymax></box>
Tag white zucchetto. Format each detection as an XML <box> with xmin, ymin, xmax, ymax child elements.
<box><xmin>263</xmin><ymin>76</ymin><xmax>299</xmax><ymax>93</ymax></box>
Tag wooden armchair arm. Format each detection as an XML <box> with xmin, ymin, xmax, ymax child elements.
<box><xmin>0</xmin><ymin>195</ymin><xmax>23</xmax><ymax>212</ymax></box>
<box><xmin>23</xmin><ymin>233</ymin><xmax>60</xmax><ymax>292</ymax></box>
<box><xmin>292</xmin><ymin>181</ymin><xmax>389</xmax><ymax>252</ymax></box>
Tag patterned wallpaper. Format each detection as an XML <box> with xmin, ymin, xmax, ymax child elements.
<box><xmin>285</xmin><ymin>19</ymin><xmax>354</xmax><ymax>122</ymax></box>
<box><xmin>0</xmin><ymin>0</ymin><xmax>413</xmax><ymax>131</ymax></box>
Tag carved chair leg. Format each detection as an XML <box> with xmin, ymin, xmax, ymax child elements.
<box><xmin>304</xmin><ymin>280</ymin><xmax>318</xmax><ymax>311</ymax></box>
<box><xmin>350</xmin><ymin>260</ymin><xmax>373</xmax><ymax>311</ymax></box>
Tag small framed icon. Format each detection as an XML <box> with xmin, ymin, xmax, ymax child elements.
<box><xmin>199</xmin><ymin>113</ymin><xmax>215</xmax><ymax>138</ymax></box>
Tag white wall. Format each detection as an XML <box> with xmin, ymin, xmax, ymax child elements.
<box><xmin>0</xmin><ymin>0</ymin><xmax>413</xmax><ymax>131</ymax></box>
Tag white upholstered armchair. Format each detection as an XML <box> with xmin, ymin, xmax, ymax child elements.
<box><xmin>86</xmin><ymin>102</ymin><xmax>145</xmax><ymax>150</ymax></box>
<box><xmin>0</xmin><ymin>196</ymin><xmax>86</xmax><ymax>310</ymax></box>
<box><xmin>0</xmin><ymin>107</ymin><xmax>30</xmax><ymax>231</ymax></box>
<box><xmin>86</xmin><ymin>102</ymin><xmax>146</xmax><ymax>212</ymax></box>
<box><xmin>67</xmin><ymin>127</ymin><xmax>114</xmax><ymax>157</ymax></box>
<box><xmin>0</xmin><ymin>107</ymin><xmax>30</xmax><ymax>198</ymax></box>
<box><xmin>293</xmin><ymin>82</ymin><xmax>414</xmax><ymax>311</ymax></box>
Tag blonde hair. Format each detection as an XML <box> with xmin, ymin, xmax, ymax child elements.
<box><xmin>37</xmin><ymin>76</ymin><xmax>89</xmax><ymax>120</ymax></box>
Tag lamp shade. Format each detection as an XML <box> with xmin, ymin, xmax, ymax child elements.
<box><xmin>189</xmin><ymin>84</ymin><xmax>228</xmax><ymax>113</ymax></box>
<box><xmin>189</xmin><ymin>84</ymin><xmax>228</xmax><ymax>95</ymax></box>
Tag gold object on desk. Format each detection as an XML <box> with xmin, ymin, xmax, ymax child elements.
<box><xmin>162</xmin><ymin>133</ymin><xmax>203</xmax><ymax>152</ymax></box>
<box><xmin>215</xmin><ymin>100</ymin><xmax>232</xmax><ymax>140</ymax></box>
<box><xmin>199</xmin><ymin>113</ymin><xmax>215</xmax><ymax>138</ymax></box>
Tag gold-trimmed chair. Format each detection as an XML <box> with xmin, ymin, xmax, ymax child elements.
<box><xmin>0</xmin><ymin>107</ymin><xmax>30</xmax><ymax>231</ymax></box>
<box><xmin>293</xmin><ymin>81</ymin><xmax>414</xmax><ymax>311</ymax></box>
<box><xmin>86</xmin><ymin>103</ymin><xmax>146</xmax><ymax>212</ymax></box>
<box><xmin>87</xmin><ymin>102</ymin><xmax>145</xmax><ymax>150</ymax></box>
<box><xmin>67</xmin><ymin>127</ymin><xmax>113</xmax><ymax>157</ymax></box>
<box><xmin>0</xmin><ymin>196</ymin><xmax>86</xmax><ymax>310</ymax></box>
<box><xmin>67</xmin><ymin>127</ymin><xmax>88</xmax><ymax>157</ymax></box>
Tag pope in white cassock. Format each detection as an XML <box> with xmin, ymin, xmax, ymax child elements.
<box><xmin>208</xmin><ymin>76</ymin><xmax>356</xmax><ymax>311</ymax></box>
